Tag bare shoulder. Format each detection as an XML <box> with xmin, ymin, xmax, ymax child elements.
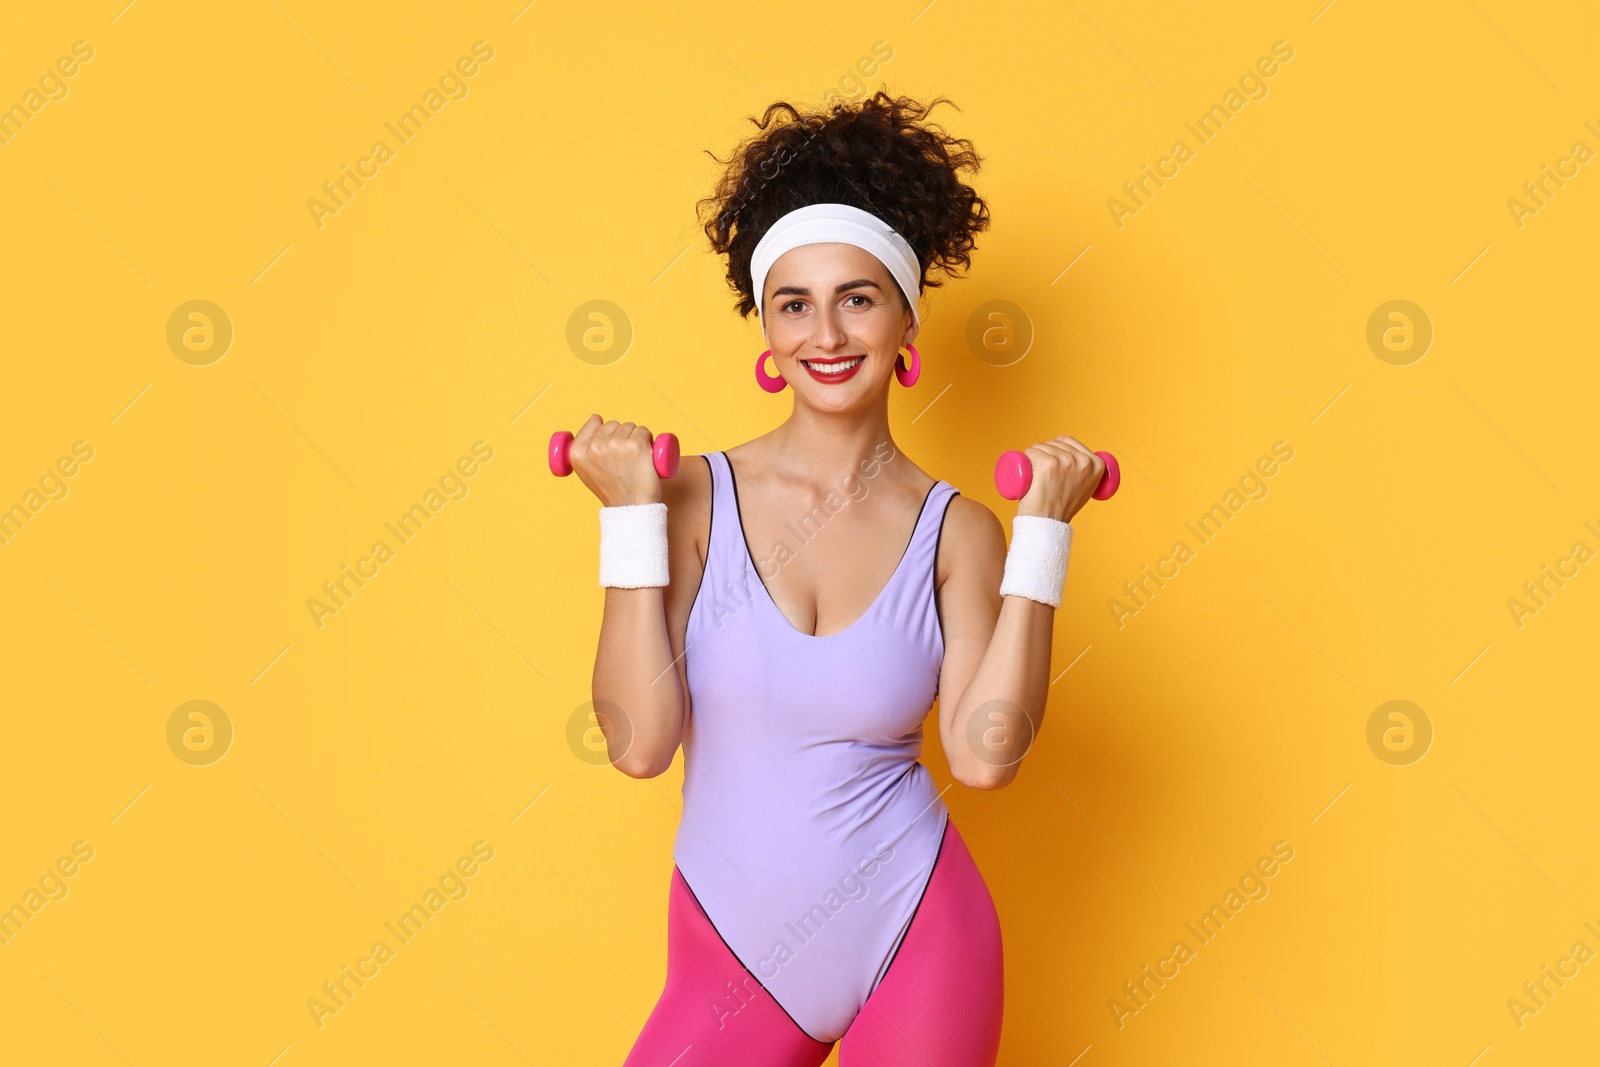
<box><xmin>662</xmin><ymin>452</ymin><xmax>712</xmax><ymax>563</ymax></box>
<box><xmin>936</xmin><ymin>493</ymin><xmax>1006</xmax><ymax>589</ymax></box>
<box><xmin>662</xmin><ymin>451</ymin><xmax>712</xmax><ymax>505</ymax></box>
<box><xmin>662</xmin><ymin>454</ymin><xmax>713</xmax><ymax>667</ymax></box>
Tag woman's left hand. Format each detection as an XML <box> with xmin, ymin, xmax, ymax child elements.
<box><xmin>1015</xmin><ymin>435</ymin><xmax>1107</xmax><ymax>524</ymax></box>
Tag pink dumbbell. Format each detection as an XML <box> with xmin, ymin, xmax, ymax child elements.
<box><xmin>994</xmin><ymin>448</ymin><xmax>1120</xmax><ymax>502</ymax></box>
<box><xmin>549</xmin><ymin>428</ymin><xmax>681</xmax><ymax>480</ymax></box>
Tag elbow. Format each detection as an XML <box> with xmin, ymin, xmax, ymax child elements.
<box><xmin>612</xmin><ymin>737</ymin><xmax>678</xmax><ymax>779</ymax></box>
<box><xmin>953</xmin><ymin>762</ymin><xmax>1017</xmax><ymax>791</ymax></box>
<box><xmin>613</xmin><ymin>752</ymin><xmax>673</xmax><ymax>779</ymax></box>
<box><xmin>588</xmin><ymin>690</ymin><xmax>679</xmax><ymax>778</ymax></box>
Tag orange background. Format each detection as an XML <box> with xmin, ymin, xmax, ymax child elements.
<box><xmin>1</xmin><ymin>1</ymin><xmax>1596</xmax><ymax>1063</ymax></box>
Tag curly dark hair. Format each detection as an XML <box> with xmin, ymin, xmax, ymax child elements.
<box><xmin>697</xmin><ymin>90</ymin><xmax>990</xmax><ymax>320</ymax></box>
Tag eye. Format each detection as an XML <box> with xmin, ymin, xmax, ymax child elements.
<box><xmin>844</xmin><ymin>294</ymin><xmax>872</xmax><ymax>308</ymax></box>
<box><xmin>782</xmin><ymin>300</ymin><xmax>806</xmax><ymax>313</ymax></box>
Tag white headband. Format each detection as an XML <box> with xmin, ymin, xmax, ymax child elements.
<box><xmin>749</xmin><ymin>202</ymin><xmax>922</xmax><ymax>333</ymax></box>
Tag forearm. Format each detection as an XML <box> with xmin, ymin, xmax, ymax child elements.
<box><xmin>947</xmin><ymin>593</ymin><xmax>1055</xmax><ymax>789</ymax></box>
<box><xmin>592</xmin><ymin>588</ymin><xmax>684</xmax><ymax>779</ymax></box>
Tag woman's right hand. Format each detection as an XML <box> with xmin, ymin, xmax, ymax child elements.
<box><xmin>569</xmin><ymin>414</ymin><xmax>665</xmax><ymax>507</ymax></box>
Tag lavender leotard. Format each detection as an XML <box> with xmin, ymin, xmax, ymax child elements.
<box><xmin>674</xmin><ymin>450</ymin><xmax>961</xmax><ymax>1043</ymax></box>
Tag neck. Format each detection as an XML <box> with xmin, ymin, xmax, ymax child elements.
<box><xmin>766</xmin><ymin>394</ymin><xmax>898</xmax><ymax>486</ymax></box>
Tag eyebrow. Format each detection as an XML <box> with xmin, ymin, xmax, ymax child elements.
<box><xmin>769</xmin><ymin>279</ymin><xmax>882</xmax><ymax>299</ymax></box>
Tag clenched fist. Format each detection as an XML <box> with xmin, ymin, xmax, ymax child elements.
<box><xmin>569</xmin><ymin>414</ymin><xmax>667</xmax><ymax>507</ymax></box>
<box><xmin>1014</xmin><ymin>435</ymin><xmax>1107</xmax><ymax>524</ymax></box>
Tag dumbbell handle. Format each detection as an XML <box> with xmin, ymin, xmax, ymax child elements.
<box><xmin>994</xmin><ymin>449</ymin><xmax>1120</xmax><ymax>502</ymax></box>
<box><xmin>549</xmin><ymin>429</ymin><xmax>681</xmax><ymax>480</ymax></box>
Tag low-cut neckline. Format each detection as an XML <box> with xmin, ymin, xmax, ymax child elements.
<box><xmin>722</xmin><ymin>450</ymin><xmax>938</xmax><ymax>640</ymax></box>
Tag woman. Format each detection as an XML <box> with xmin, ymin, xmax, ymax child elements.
<box><xmin>571</xmin><ymin>92</ymin><xmax>1106</xmax><ymax>1065</ymax></box>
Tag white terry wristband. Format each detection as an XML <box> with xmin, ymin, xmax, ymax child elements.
<box><xmin>598</xmin><ymin>503</ymin><xmax>670</xmax><ymax>588</ymax></box>
<box><xmin>999</xmin><ymin>515</ymin><xmax>1073</xmax><ymax>608</ymax></box>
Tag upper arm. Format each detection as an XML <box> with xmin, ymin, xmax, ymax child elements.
<box><xmin>934</xmin><ymin>494</ymin><xmax>1006</xmax><ymax>731</ymax></box>
<box><xmin>661</xmin><ymin>454</ymin><xmax>711</xmax><ymax>723</ymax></box>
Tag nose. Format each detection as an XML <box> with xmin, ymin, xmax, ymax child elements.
<box><xmin>811</xmin><ymin>303</ymin><xmax>849</xmax><ymax>351</ymax></box>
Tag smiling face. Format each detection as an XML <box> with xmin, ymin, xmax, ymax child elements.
<box><xmin>760</xmin><ymin>242</ymin><xmax>918</xmax><ymax>409</ymax></box>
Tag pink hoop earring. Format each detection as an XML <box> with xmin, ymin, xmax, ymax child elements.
<box><xmin>895</xmin><ymin>343</ymin><xmax>921</xmax><ymax>388</ymax></box>
<box><xmin>755</xmin><ymin>349</ymin><xmax>787</xmax><ymax>393</ymax></box>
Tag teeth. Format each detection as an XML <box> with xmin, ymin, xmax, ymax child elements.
<box><xmin>804</xmin><ymin>357</ymin><xmax>863</xmax><ymax>373</ymax></box>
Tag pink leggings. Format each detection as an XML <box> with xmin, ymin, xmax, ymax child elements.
<box><xmin>623</xmin><ymin>818</ymin><xmax>1003</xmax><ymax>1066</ymax></box>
